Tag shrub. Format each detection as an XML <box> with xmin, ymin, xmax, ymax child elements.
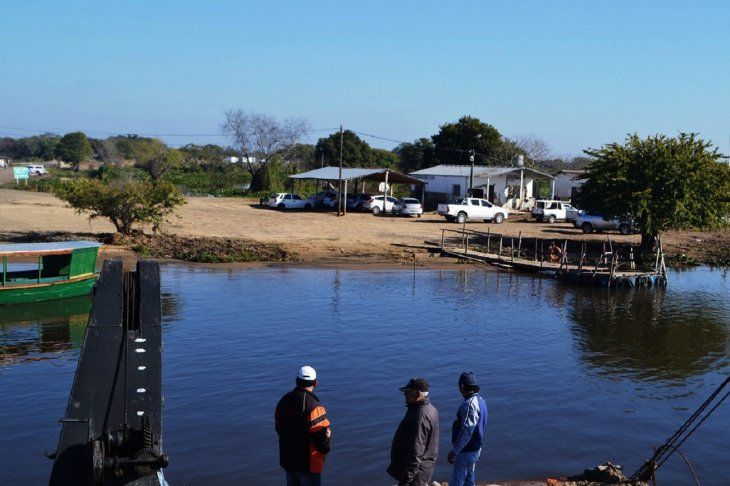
<box><xmin>54</xmin><ymin>179</ymin><xmax>186</xmax><ymax>235</ymax></box>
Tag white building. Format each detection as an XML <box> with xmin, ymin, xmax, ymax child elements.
<box><xmin>224</xmin><ymin>156</ymin><xmax>257</xmax><ymax>165</ymax></box>
<box><xmin>410</xmin><ymin>164</ymin><xmax>554</xmax><ymax>210</ymax></box>
<box><xmin>553</xmin><ymin>169</ymin><xmax>588</xmax><ymax>201</ymax></box>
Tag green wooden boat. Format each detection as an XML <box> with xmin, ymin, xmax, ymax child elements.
<box><xmin>0</xmin><ymin>241</ymin><xmax>101</xmax><ymax>305</ymax></box>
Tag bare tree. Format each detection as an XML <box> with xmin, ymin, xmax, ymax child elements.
<box><xmin>221</xmin><ymin>110</ymin><xmax>309</xmax><ymax>190</ymax></box>
<box><xmin>511</xmin><ymin>135</ymin><xmax>552</xmax><ymax>163</ymax></box>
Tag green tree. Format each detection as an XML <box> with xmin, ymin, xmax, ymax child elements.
<box><xmin>139</xmin><ymin>148</ymin><xmax>184</xmax><ymax>180</ymax></box>
<box><xmin>370</xmin><ymin>148</ymin><xmax>399</xmax><ymax>169</ymax></box>
<box><xmin>55</xmin><ymin>132</ymin><xmax>92</xmax><ymax>167</ymax></box>
<box><xmin>578</xmin><ymin>133</ymin><xmax>730</xmax><ymax>249</ymax></box>
<box><xmin>314</xmin><ymin>130</ymin><xmax>372</xmax><ymax>168</ymax></box>
<box><xmin>394</xmin><ymin>138</ymin><xmax>436</xmax><ymax>173</ymax></box>
<box><xmin>431</xmin><ymin>116</ymin><xmax>504</xmax><ymax>165</ymax></box>
<box><xmin>54</xmin><ymin>179</ymin><xmax>186</xmax><ymax>235</ymax></box>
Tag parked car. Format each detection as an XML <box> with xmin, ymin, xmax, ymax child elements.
<box><xmin>575</xmin><ymin>214</ymin><xmax>635</xmax><ymax>234</ymax></box>
<box><xmin>437</xmin><ymin>198</ymin><xmax>508</xmax><ymax>224</ymax></box>
<box><xmin>531</xmin><ymin>200</ymin><xmax>583</xmax><ymax>223</ymax></box>
<box><xmin>311</xmin><ymin>191</ymin><xmax>336</xmax><ymax>207</ymax></box>
<box><xmin>394</xmin><ymin>198</ymin><xmax>423</xmax><ymax>217</ymax></box>
<box><xmin>351</xmin><ymin>193</ymin><xmax>373</xmax><ymax>210</ymax></box>
<box><xmin>27</xmin><ymin>164</ymin><xmax>47</xmax><ymax>175</ymax></box>
<box><xmin>363</xmin><ymin>195</ymin><xmax>399</xmax><ymax>214</ymax></box>
<box><xmin>323</xmin><ymin>192</ymin><xmax>357</xmax><ymax>209</ymax></box>
<box><xmin>268</xmin><ymin>193</ymin><xmax>314</xmax><ymax>209</ymax></box>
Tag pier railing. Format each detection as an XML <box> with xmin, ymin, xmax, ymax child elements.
<box><xmin>439</xmin><ymin>227</ymin><xmax>667</xmax><ymax>277</ymax></box>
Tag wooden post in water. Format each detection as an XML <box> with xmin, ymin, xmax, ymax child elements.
<box><xmin>465</xmin><ymin>234</ymin><xmax>469</xmax><ymax>255</ymax></box>
<box><xmin>510</xmin><ymin>238</ymin><xmax>514</xmax><ymax>262</ymax></box>
<box><xmin>540</xmin><ymin>240</ymin><xmax>544</xmax><ymax>268</ymax></box>
<box><xmin>517</xmin><ymin>231</ymin><xmax>522</xmax><ymax>260</ymax></box>
<box><xmin>486</xmin><ymin>228</ymin><xmax>491</xmax><ymax>254</ymax></box>
<box><xmin>498</xmin><ymin>236</ymin><xmax>503</xmax><ymax>261</ymax></box>
<box><xmin>534</xmin><ymin>238</ymin><xmax>538</xmax><ymax>261</ymax></box>
<box><xmin>441</xmin><ymin>229</ymin><xmax>445</xmax><ymax>252</ymax></box>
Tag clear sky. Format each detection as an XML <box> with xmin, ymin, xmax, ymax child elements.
<box><xmin>2</xmin><ymin>0</ymin><xmax>729</xmax><ymax>157</ymax></box>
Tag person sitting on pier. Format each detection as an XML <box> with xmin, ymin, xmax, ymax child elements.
<box><xmin>547</xmin><ymin>241</ymin><xmax>563</xmax><ymax>263</ymax></box>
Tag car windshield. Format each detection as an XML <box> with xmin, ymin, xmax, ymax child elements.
<box><xmin>403</xmin><ymin>199</ymin><xmax>419</xmax><ymax>204</ymax></box>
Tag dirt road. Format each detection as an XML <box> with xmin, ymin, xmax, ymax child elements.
<box><xmin>0</xmin><ymin>189</ymin><xmax>726</xmax><ymax>263</ymax></box>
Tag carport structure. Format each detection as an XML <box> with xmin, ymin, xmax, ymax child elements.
<box><xmin>289</xmin><ymin>166</ymin><xmax>426</xmax><ymax>215</ymax></box>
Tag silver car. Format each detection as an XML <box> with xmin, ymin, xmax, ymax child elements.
<box><xmin>395</xmin><ymin>198</ymin><xmax>423</xmax><ymax>217</ymax></box>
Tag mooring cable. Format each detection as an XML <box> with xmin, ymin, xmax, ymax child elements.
<box><xmin>630</xmin><ymin>375</ymin><xmax>729</xmax><ymax>481</ymax></box>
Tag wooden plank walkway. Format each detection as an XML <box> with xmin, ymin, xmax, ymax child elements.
<box><xmin>436</xmin><ymin>227</ymin><xmax>668</xmax><ymax>289</ymax></box>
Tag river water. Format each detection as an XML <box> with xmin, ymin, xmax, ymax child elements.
<box><xmin>1</xmin><ymin>265</ymin><xmax>728</xmax><ymax>485</ymax></box>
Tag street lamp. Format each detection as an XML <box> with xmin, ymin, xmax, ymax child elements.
<box><xmin>468</xmin><ymin>134</ymin><xmax>482</xmax><ymax>196</ymax></box>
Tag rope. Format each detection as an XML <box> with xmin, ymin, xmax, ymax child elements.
<box><xmin>631</xmin><ymin>375</ymin><xmax>729</xmax><ymax>481</ymax></box>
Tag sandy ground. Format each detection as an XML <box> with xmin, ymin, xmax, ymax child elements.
<box><xmin>0</xmin><ymin>189</ymin><xmax>727</xmax><ymax>264</ymax></box>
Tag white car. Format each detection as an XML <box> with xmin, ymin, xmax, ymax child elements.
<box><xmin>394</xmin><ymin>198</ymin><xmax>423</xmax><ymax>217</ymax></box>
<box><xmin>575</xmin><ymin>214</ymin><xmax>635</xmax><ymax>234</ymax></box>
<box><xmin>437</xmin><ymin>198</ymin><xmax>508</xmax><ymax>224</ymax></box>
<box><xmin>531</xmin><ymin>200</ymin><xmax>582</xmax><ymax>223</ymax></box>
<box><xmin>27</xmin><ymin>164</ymin><xmax>47</xmax><ymax>175</ymax></box>
<box><xmin>268</xmin><ymin>193</ymin><xmax>314</xmax><ymax>209</ymax></box>
<box><xmin>363</xmin><ymin>195</ymin><xmax>398</xmax><ymax>214</ymax></box>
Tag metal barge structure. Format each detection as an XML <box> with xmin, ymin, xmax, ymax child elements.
<box><xmin>49</xmin><ymin>260</ymin><xmax>168</xmax><ymax>486</ymax></box>
<box><xmin>436</xmin><ymin>228</ymin><xmax>667</xmax><ymax>289</ymax></box>
<box><xmin>0</xmin><ymin>241</ymin><xmax>100</xmax><ymax>305</ymax></box>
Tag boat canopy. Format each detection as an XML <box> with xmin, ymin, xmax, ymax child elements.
<box><xmin>0</xmin><ymin>241</ymin><xmax>101</xmax><ymax>257</ymax></box>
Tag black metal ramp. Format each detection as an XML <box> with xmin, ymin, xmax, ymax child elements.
<box><xmin>49</xmin><ymin>260</ymin><xmax>167</xmax><ymax>486</ymax></box>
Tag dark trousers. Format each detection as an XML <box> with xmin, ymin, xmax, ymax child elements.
<box><xmin>285</xmin><ymin>469</ymin><xmax>321</xmax><ymax>486</ymax></box>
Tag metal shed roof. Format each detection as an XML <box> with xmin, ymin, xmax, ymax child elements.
<box><xmin>289</xmin><ymin>166</ymin><xmax>424</xmax><ymax>185</ymax></box>
<box><xmin>410</xmin><ymin>164</ymin><xmax>554</xmax><ymax>179</ymax></box>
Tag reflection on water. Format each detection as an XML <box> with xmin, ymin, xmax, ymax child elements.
<box><xmin>568</xmin><ymin>287</ymin><xmax>729</xmax><ymax>382</ymax></box>
<box><xmin>0</xmin><ymin>265</ymin><xmax>727</xmax><ymax>485</ymax></box>
<box><xmin>0</xmin><ymin>296</ymin><xmax>92</xmax><ymax>366</ymax></box>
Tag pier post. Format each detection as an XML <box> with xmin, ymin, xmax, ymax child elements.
<box><xmin>499</xmin><ymin>236</ymin><xmax>503</xmax><ymax>261</ymax></box>
<box><xmin>465</xmin><ymin>234</ymin><xmax>469</xmax><ymax>254</ymax></box>
<box><xmin>441</xmin><ymin>229</ymin><xmax>445</xmax><ymax>252</ymax></box>
<box><xmin>517</xmin><ymin>232</ymin><xmax>522</xmax><ymax>260</ymax></box>
<box><xmin>486</xmin><ymin>228</ymin><xmax>491</xmax><ymax>254</ymax></box>
<box><xmin>534</xmin><ymin>238</ymin><xmax>538</xmax><ymax>261</ymax></box>
<box><xmin>540</xmin><ymin>241</ymin><xmax>544</xmax><ymax>268</ymax></box>
<box><xmin>510</xmin><ymin>238</ymin><xmax>514</xmax><ymax>262</ymax></box>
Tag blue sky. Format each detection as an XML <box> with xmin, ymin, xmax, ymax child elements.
<box><xmin>2</xmin><ymin>1</ymin><xmax>729</xmax><ymax>157</ymax></box>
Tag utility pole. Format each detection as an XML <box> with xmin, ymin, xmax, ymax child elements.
<box><xmin>468</xmin><ymin>149</ymin><xmax>475</xmax><ymax>196</ymax></box>
<box><xmin>337</xmin><ymin>125</ymin><xmax>344</xmax><ymax>217</ymax></box>
<box><xmin>468</xmin><ymin>134</ymin><xmax>481</xmax><ymax>197</ymax></box>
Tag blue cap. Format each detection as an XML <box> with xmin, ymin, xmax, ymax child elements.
<box><xmin>459</xmin><ymin>371</ymin><xmax>478</xmax><ymax>387</ymax></box>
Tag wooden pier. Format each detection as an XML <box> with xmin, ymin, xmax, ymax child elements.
<box><xmin>436</xmin><ymin>226</ymin><xmax>667</xmax><ymax>289</ymax></box>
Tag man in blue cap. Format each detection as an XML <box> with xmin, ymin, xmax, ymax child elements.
<box><xmin>447</xmin><ymin>372</ymin><xmax>488</xmax><ymax>486</ymax></box>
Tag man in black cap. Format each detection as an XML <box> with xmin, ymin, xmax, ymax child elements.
<box><xmin>447</xmin><ymin>372</ymin><xmax>488</xmax><ymax>486</ymax></box>
<box><xmin>387</xmin><ymin>378</ymin><xmax>439</xmax><ymax>486</ymax></box>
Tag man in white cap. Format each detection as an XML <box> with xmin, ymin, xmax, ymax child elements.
<box><xmin>275</xmin><ymin>366</ymin><xmax>332</xmax><ymax>486</ymax></box>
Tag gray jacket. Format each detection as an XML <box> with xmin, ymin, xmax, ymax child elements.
<box><xmin>387</xmin><ymin>397</ymin><xmax>439</xmax><ymax>485</ymax></box>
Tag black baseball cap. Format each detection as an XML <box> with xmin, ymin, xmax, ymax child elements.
<box><xmin>399</xmin><ymin>378</ymin><xmax>429</xmax><ymax>393</ymax></box>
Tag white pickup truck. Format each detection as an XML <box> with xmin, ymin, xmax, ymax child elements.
<box><xmin>531</xmin><ymin>200</ymin><xmax>582</xmax><ymax>223</ymax></box>
<box><xmin>438</xmin><ymin>198</ymin><xmax>508</xmax><ymax>224</ymax></box>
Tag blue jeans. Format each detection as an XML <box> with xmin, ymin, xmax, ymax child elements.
<box><xmin>451</xmin><ymin>449</ymin><xmax>481</xmax><ymax>486</ymax></box>
<box><xmin>285</xmin><ymin>470</ymin><xmax>321</xmax><ymax>486</ymax></box>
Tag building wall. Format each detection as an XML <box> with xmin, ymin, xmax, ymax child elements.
<box><xmin>554</xmin><ymin>174</ymin><xmax>586</xmax><ymax>200</ymax></box>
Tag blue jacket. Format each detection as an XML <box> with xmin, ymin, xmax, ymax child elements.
<box><xmin>451</xmin><ymin>393</ymin><xmax>488</xmax><ymax>454</ymax></box>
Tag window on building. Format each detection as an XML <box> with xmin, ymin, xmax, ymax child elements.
<box><xmin>452</xmin><ymin>184</ymin><xmax>461</xmax><ymax>197</ymax></box>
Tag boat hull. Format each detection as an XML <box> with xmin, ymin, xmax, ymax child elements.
<box><xmin>0</xmin><ymin>275</ymin><xmax>97</xmax><ymax>305</ymax></box>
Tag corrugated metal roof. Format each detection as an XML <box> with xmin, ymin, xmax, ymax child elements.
<box><xmin>0</xmin><ymin>241</ymin><xmax>101</xmax><ymax>256</ymax></box>
<box><xmin>410</xmin><ymin>165</ymin><xmax>554</xmax><ymax>179</ymax></box>
<box><xmin>289</xmin><ymin>166</ymin><xmax>424</xmax><ymax>184</ymax></box>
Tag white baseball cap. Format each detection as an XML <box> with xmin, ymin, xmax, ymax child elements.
<box><xmin>297</xmin><ymin>366</ymin><xmax>317</xmax><ymax>381</ymax></box>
